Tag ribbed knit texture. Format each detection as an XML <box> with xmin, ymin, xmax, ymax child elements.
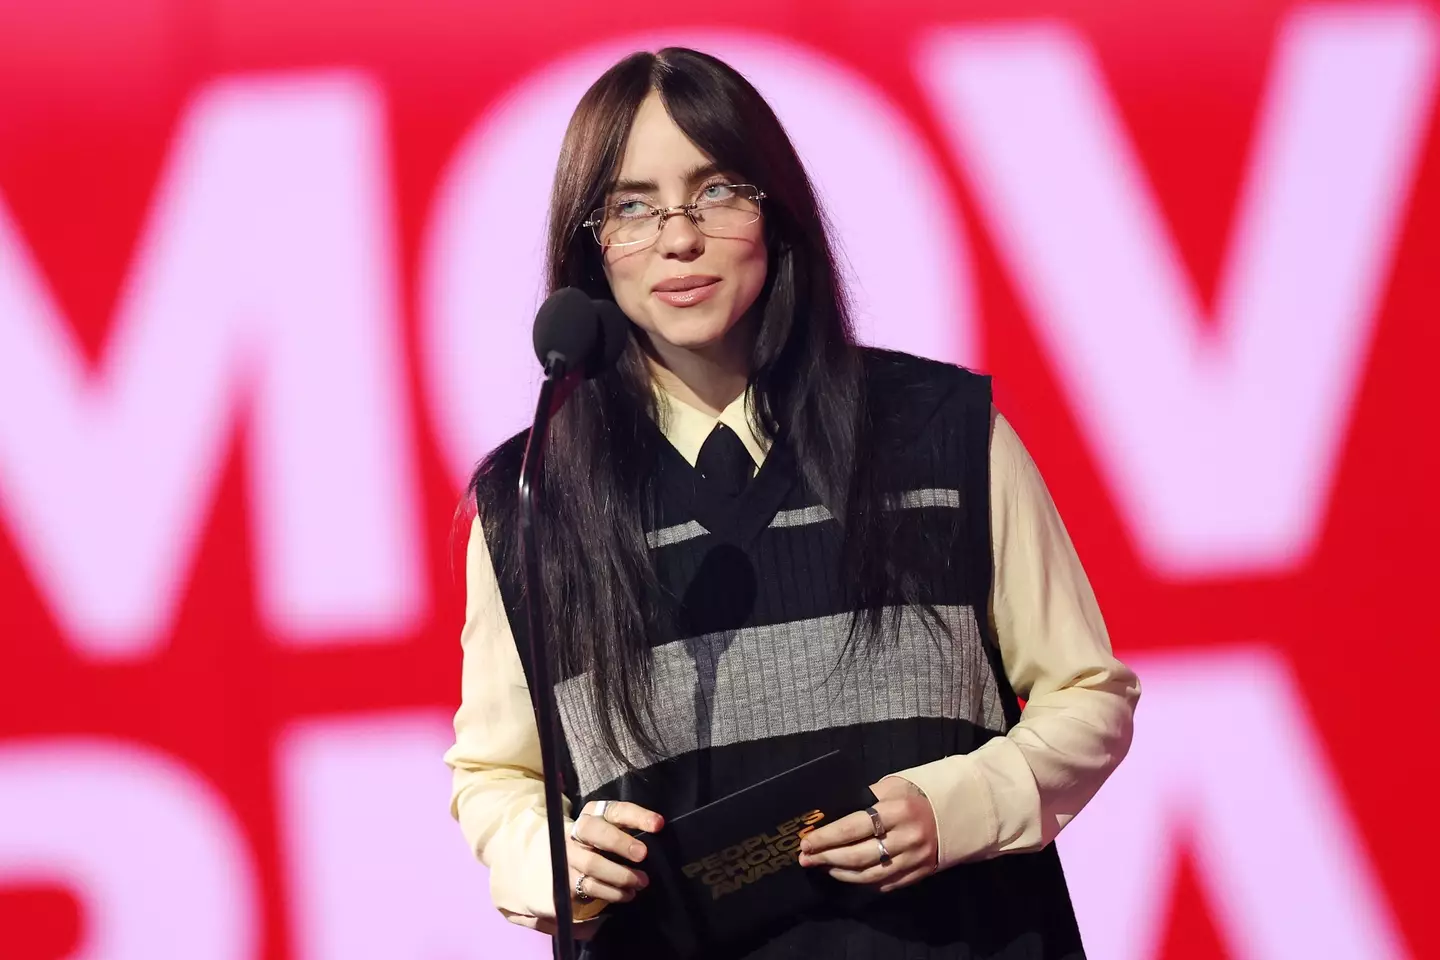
<box><xmin>481</xmin><ymin>351</ymin><xmax>1084</xmax><ymax>959</ymax></box>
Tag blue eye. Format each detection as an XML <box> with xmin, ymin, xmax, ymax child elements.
<box><xmin>614</xmin><ymin>200</ymin><xmax>653</xmax><ymax>219</ymax></box>
<box><xmin>699</xmin><ymin>183</ymin><xmax>737</xmax><ymax>202</ymax></box>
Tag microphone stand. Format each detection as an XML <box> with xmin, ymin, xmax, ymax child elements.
<box><xmin>518</xmin><ymin>355</ymin><xmax>580</xmax><ymax>960</ymax></box>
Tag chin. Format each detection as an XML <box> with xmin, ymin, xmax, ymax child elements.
<box><xmin>647</xmin><ymin>310</ymin><xmax>741</xmax><ymax>352</ymax></box>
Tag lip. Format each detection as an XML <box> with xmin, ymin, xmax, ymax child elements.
<box><xmin>652</xmin><ymin>275</ymin><xmax>721</xmax><ymax>307</ymax></box>
<box><xmin>652</xmin><ymin>275</ymin><xmax>721</xmax><ymax>293</ymax></box>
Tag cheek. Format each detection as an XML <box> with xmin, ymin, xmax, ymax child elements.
<box><xmin>732</xmin><ymin>245</ymin><xmax>769</xmax><ymax>308</ymax></box>
<box><xmin>603</xmin><ymin>254</ymin><xmax>650</xmax><ymax>312</ymax></box>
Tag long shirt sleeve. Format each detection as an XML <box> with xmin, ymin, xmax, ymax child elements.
<box><xmin>891</xmin><ymin>410</ymin><xmax>1141</xmax><ymax>870</ymax></box>
<box><xmin>442</xmin><ymin>517</ymin><xmax>608</xmax><ymax>930</ymax></box>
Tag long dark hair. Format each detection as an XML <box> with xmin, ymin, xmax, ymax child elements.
<box><xmin>469</xmin><ymin>48</ymin><xmax>944</xmax><ymax>767</ymax></box>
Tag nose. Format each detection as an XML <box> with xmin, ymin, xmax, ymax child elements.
<box><xmin>654</xmin><ymin>210</ymin><xmax>703</xmax><ymax>259</ymax></box>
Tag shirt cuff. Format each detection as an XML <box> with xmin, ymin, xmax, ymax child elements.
<box><xmin>501</xmin><ymin>906</ymin><xmax>608</xmax><ymax>935</ymax></box>
<box><xmin>891</xmin><ymin>735</ymin><xmax>1043</xmax><ymax>871</ymax></box>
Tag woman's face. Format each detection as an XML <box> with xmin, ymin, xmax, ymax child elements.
<box><xmin>600</xmin><ymin>91</ymin><xmax>768</xmax><ymax>368</ymax></box>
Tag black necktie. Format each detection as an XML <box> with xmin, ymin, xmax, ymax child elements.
<box><xmin>696</xmin><ymin>423</ymin><xmax>754</xmax><ymax>498</ymax></box>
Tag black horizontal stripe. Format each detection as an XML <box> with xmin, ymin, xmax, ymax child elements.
<box><xmin>585</xmin><ymin>724</ymin><xmax>1083</xmax><ymax>959</ymax></box>
<box><xmin>581</xmin><ymin>715</ymin><xmax>1008</xmax><ymax>816</ymax></box>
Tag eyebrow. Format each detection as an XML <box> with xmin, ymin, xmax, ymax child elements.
<box><xmin>609</xmin><ymin>161</ymin><xmax>726</xmax><ymax>196</ymax></box>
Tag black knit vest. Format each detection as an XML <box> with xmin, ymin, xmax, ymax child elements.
<box><xmin>480</xmin><ymin>350</ymin><xmax>1085</xmax><ymax>959</ymax></box>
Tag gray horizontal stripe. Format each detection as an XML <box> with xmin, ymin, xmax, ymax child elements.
<box><xmin>769</xmin><ymin>504</ymin><xmax>834</xmax><ymax>528</ymax></box>
<box><xmin>894</xmin><ymin>487</ymin><xmax>963</xmax><ymax>511</ymax></box>
<box><xmin>643</xmin><ymin>488</ymin><xmax>962</xmax><ymax>549</ymax></box>
<box><xmin>555</xmin><ymin>604</ymin><xmax>1003</xmax><ymax>796</ymax></box>
<box><xmin>771</xmin><ymin>490</ymin><xmax>961</xmax><ymax>526</ymax></box>
<box><xmin>646</xmin><ymin>520</ymin><xmax>709</xmax><ymax>549</ymax></box>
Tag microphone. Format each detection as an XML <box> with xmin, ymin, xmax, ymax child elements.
<box><xmin>533</xmin><ymin>287</ymin><xmax>630</xmax><ymax>379</ymax></box>
<box><xmin>517</xmin><ymin>287</ymin><xmax>631</xmax><ymax>960</ymax></box>
<box><xmin>593</xmin><ymin>298</ymin><xmax>630</xmax><ymax>375</ymax></box>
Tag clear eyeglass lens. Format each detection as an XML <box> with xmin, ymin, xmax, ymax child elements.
<box><xmin>588</xmin><ymin>186</ymin><xmax>761</xmax><ymax>247</ymax></box>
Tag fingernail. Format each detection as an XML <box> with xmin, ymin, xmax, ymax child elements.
<box><xmin>629</xmin><ymin>842</ymin><xmax>645</xmax><ymax>861</ymax></box>
<box><xmin>638</xmin><ymin>872</ymin><xmax>650</xmax><ymax>888</ymax></box>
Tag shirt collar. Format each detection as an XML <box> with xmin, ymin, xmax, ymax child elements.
<box><xmin>654</xmin><ymin>385</ymin><xmax>772</xmax><ymax>470</ymax></box>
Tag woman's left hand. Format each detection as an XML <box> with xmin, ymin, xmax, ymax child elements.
<box><xmin>797</xmin><ymin>776</ymin><xmax>938</xmax><ymax>893</ymax></box>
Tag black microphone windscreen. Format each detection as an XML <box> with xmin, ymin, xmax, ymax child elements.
<box><xmin>533</xmin><ymin>287</ymin><xmax>600</xmax><ymax>370</ymax></box>
<box><xmin>591</xmin><ymin>300</ymin><xmax>631</xmax><ymax>376</ymax></box>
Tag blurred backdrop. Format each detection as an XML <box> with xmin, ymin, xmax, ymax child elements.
<box><xmin>1</xmin><ymin>1</ymin><xmax>1436</xmax><ymax>957</ymax></box>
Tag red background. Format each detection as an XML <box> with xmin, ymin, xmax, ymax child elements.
<box><xmin>1</xmin><ymin>1</ymin><xmax>1435</xmax><ymax>958</ymax></box>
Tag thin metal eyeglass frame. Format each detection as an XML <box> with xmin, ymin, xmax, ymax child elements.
<box><xmin>581</xmin><ymin>184</ymin><xmax>767</xmax><ymax>248</ymax></box>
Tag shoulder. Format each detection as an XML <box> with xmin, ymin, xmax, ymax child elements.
<box><xmin>467</xmin><ymin>428</ymin><xmax>530</xmax><ymax>532</ymax></box>
<box><xmin>987</xmin><ymin>408</ymin><xmax>1028</xmax><ymax>489</ymax></box>
<box><xmin>858</xmin><ymin>347</ymin><xmax>992</xmax><ymax>441</ymax></box>
<box><xmin>860</xmin><ymin>347</ymin><xmax>990</xmax><ymax>404</ymax></box>
<box><xmin>470</xmin><ymin>428</ymin><xmax>527</xmax><ymax>489</ymax></box>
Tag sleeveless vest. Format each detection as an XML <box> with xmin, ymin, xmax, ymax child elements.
<box><xmin>480</xmin><ymin>350</ymin><xmax>1085</xmax><ymax>959</ymax></box>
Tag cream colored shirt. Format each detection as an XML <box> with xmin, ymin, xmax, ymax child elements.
<box><xmin>444</xmin><ymin>390</ymin><xmax>1141</xmax><ymax>931</ymax></box>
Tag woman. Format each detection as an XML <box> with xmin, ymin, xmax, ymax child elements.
<box><xmin>444</xmin><ymin>47</ymin><xmax>1139</xmax><ymax>959</ymax></box>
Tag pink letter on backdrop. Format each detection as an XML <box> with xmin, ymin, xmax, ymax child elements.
<box><xmin>917</xmin><ymin>5</ymin><xmax>1439</xmax><ymax>576</ymax></box>
<box><xmin>0</xmin><ymin>73</ymin><xmax>425</xmax><ymax>657</ymax></box>
<box><xmin>0</xmin><ymin>740</ymin><xmax>259</xmax><ymax>960</ymax></box>
<box><xmin>276</xmin><ymin>712</ymin><xmax>547</xmax><ymax>960</ymax></box>
<box><xmin>1058</xmin><ymin>648</ymin><xmax>1407</xmax><ymax>959</ymax></box>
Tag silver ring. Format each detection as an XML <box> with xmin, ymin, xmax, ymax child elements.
<box><xmin>592</xmin><ymin>799</ymin><xmax>611</xmax><ymax>823</ymax></box>
<box><xmin>574</xmin><ymin>873</ymin><xmax>593</xmax><ymax>903</ymax></box>
<box><xmin>569</xmin><ymin>818</ymin><xmax>586</xmax><ymax>843</ymax></box>
<box><xmin>864</xmin><ymin>805</ymin><xmax>885</xmax><ymax>839</ymax></box>
<box><xmin>876</xmin><ymin>837</ymin><xmax>892</xmax><ymax>865</ymax></box>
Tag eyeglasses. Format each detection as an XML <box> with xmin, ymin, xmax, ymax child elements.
<box><xmin>583</xmin><ymin>183</ymin><xmax>766</xmax><ymax>248</ymax></box>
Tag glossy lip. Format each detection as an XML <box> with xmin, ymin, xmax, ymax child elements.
<box><xmin>652</xmin><ymin>279</ymin><xmax>720</xmax><ymax>308</ymax></box>
<box><xmin>652</xmin><ymin>274</ymin><xmax>720</xmax><ymax>293</ymax></box>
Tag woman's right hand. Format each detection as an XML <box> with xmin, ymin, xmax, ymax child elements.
<box><xmin>568</xmin><ymin>799</ymin><xmax>665</xmax><ymax>906</ymax></box>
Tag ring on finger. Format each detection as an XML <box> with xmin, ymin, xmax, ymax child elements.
<box><xmin>575</xmin><ymin>873</ymin><xmax>594</xmax><ymax>903</ymax></box>
<box><xmin>592</xmin><ymin>799</ymin><xmax>611</xmax><ymax>823</ymax></box>
<box><xmin>569</xmin><ymin>818</ymin><xmax>589</xmax><ymax>844</ymax></box>
<box><xmin>864</xmin><ymin>805</ymin><xmax>886</xmax><ymax>839</ymax></box>
<box><xmin>876</xmin><ymin>838</ymin><xmax>892</xmax><ymax>866</ymax></box>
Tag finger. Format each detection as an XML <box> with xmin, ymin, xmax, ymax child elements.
<box><xmin>570</xmin><ymin>842</ymin><xmax>649</xmax><ymax>891</ymax></box>
<box><xmin>802</xmin><ymin>820</ymin><xmax>918</xmax><ymax>867</ymax></box>
<box><xmin>585</xmin><ymin>800</ymin><xmax>664</xmax><ymax>833</ymax></box>
<box><xmin>803</xmin><ymin>834</ymin><xmax>908</xmax><ymax>871</ymax></box>
<box><xmin>569</xmin><ymin>865</ymin><xmax>639</xmax><ymax>905</ymax></box>
<box><xmin>799</xmin><ymin>808</ymin><xmax>882</xmax><ymax>854</ymax></box>
<box><xmin>572</xmin><ymin>818</ymin><xmax>651</xmax><ymax>862</ymax></box>
<box><xmin>828</xmin><ymin>867</ymin><xmax>887</xmax><ymax>884</ymax></box>
<box><xmin>878</xmin><ymin>866</ymin><xmax>934</xmax><ymax>894</ymax></box>
<box><xmin>824</xmin><ymin>844</ymin><xmax>920</xmax><ymax>885</ymax></box>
